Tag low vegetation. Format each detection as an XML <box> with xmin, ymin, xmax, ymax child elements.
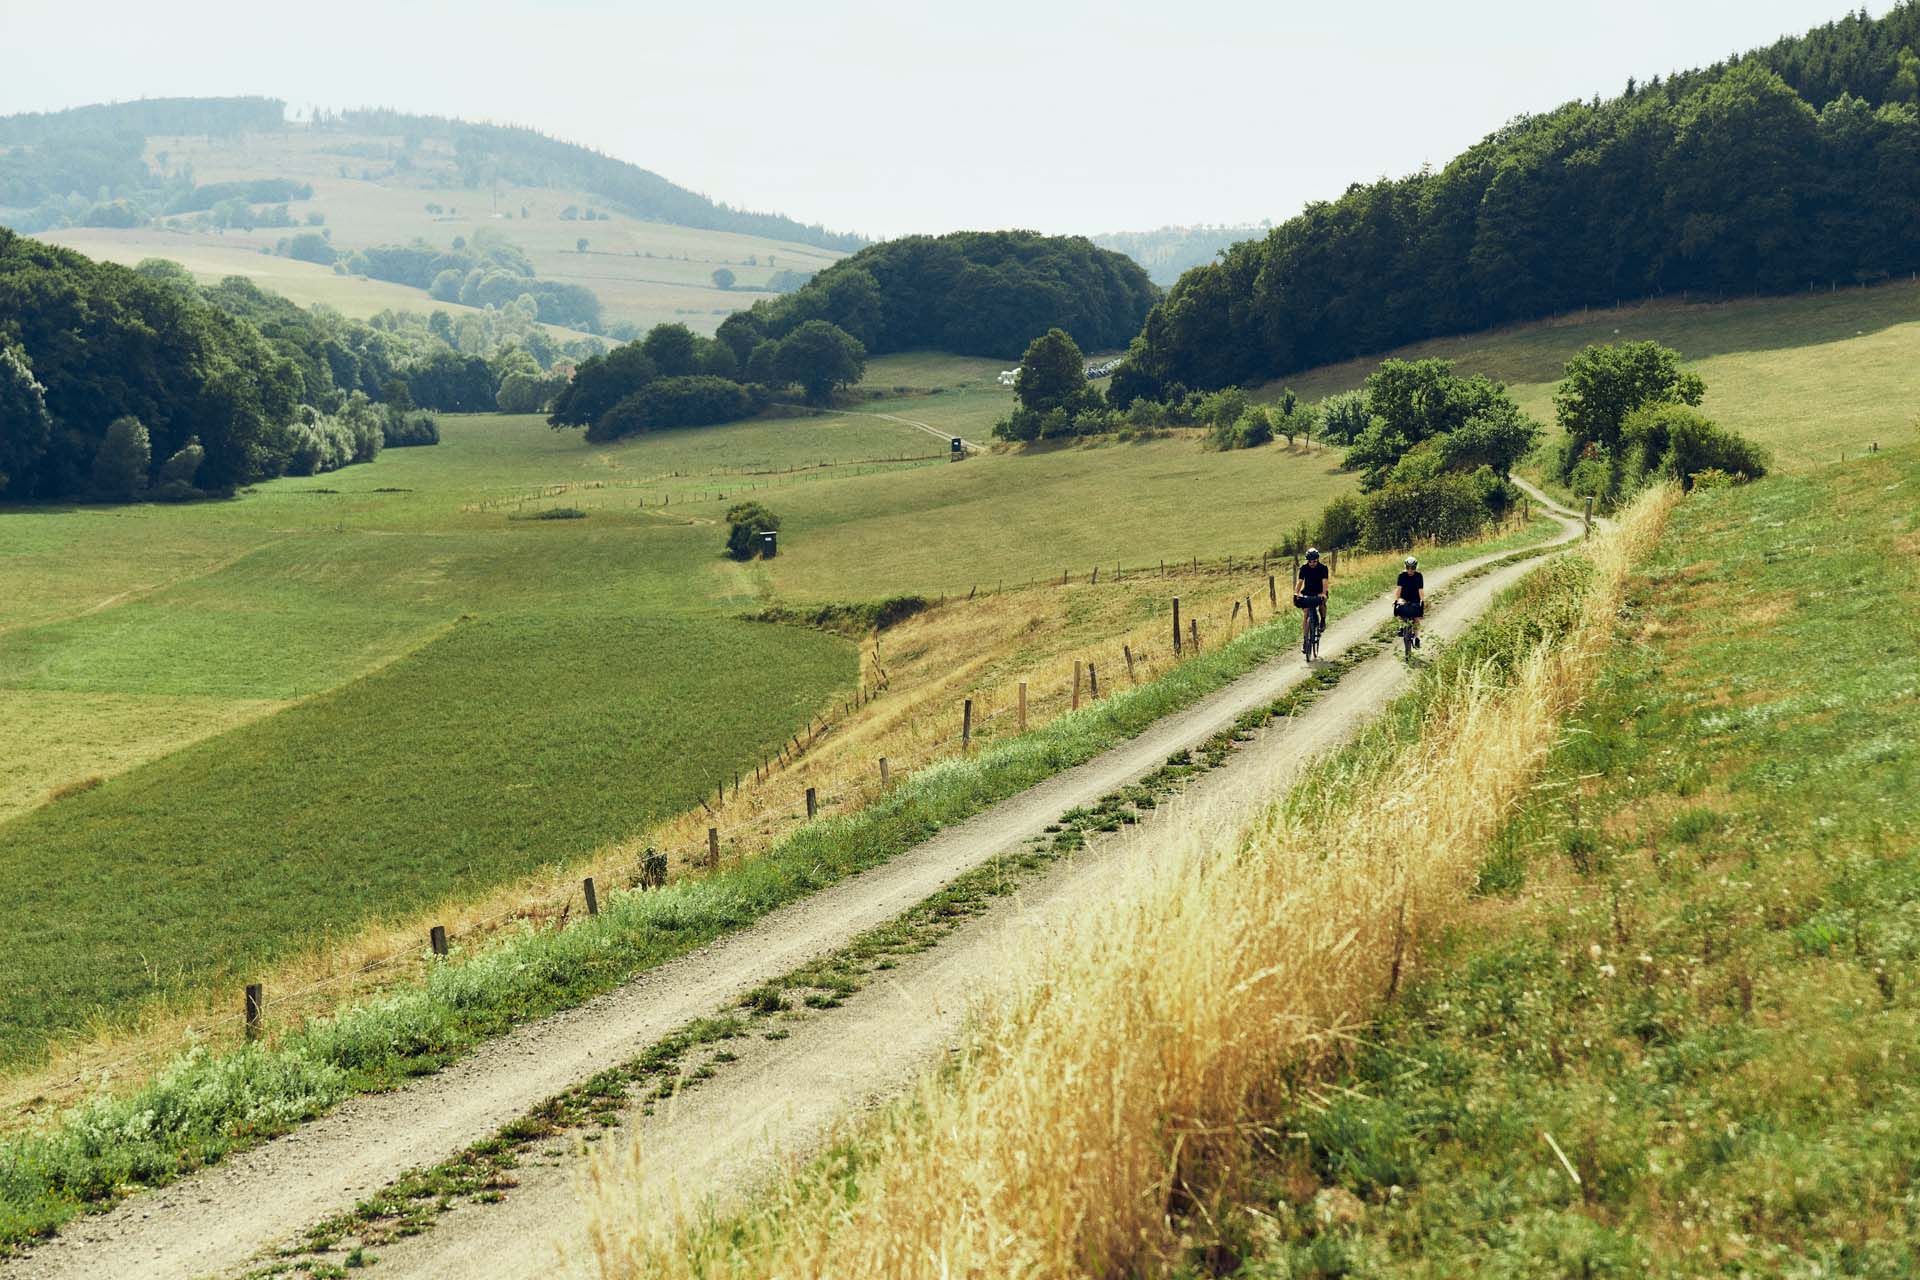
<box><xmin>587</xmin><ymin>489</ymin><xmax>1673</xmax><ymax>1278</ymax></box>
<box><xmin>0</xmin><ymin>520</ymin><xmax>1542</xmax><ymax>1250</ymax></box>
<box><xmin>1168</xmin><ymin>447</ymin><xmax>1920</xmax><ymax>1277</ymax></box>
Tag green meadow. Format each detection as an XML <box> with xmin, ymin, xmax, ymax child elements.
<box><xmin>1272</xmin><ymin>278</ymin><xmax>1920</xmax><ymax>472</ymax></box>
<box><xmin>0</xmin><ymin>356</ymin><xmax>1340</xmax><ymax>1067</ymax></box>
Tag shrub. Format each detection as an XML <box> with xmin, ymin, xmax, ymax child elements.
<box><xmin>1317</xmin><ymin>390</ymin><xmax>1372</xmax><ymax>444</ymax></box>
<box><xmin>1656</xmin><ymin>410</ymin><xmax>1768</xmax><ymax>490</ymax></box>
<box><xmin>1315</xmin><ymin>493</ymin><xmax>1365</xmax><ymax>551</ymax></box>
<box><xmin>1211</xmin><ymin>407</ymin><xmax>1273</xmax><ymax>450</ymax></box>
<box><xmin>1359</xmin><ymin>473</ymin><xmax>1492</xmax><ymax>550</ymax></box>
<box><xmin>587</xmin><ymin>376</ymin><xmax>757</xmax><ymax>442</ymax></box>
<box><xmin>285</xmin><ymin>406</ymin><xmax>356</xmax><ymax>475</ymax></box>
<box><xmin>91</xmin><ymin>416</ymin><xmax>150</xmax><ymax>500</ymax></box>
<box><xmin>383</xmin><ymin>410</ymin><xmax>440</xmax><ymax>448</ymax></box>
<box><xmin>724</xmin><ymin>502</ymin><xmax>781</xmax><ymax>560</ymax></box>
<box><xmin>496</xmin><ymin>371</ymin><xmax>568</xmax><ymax>415</ymax></box>
<box><xmin>158</xmin><ymin>437</ymin><xmax>205</xmax><ymax>488</ymax></box>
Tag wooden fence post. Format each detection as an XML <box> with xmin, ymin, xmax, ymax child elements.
<box><xmin>962</xmin><ymin>698</ymin><xmax>973</xmax><ymax>753</ymax></box>
<box><xmin>806</xmin><ymin>786</ymin><xmax>818</xmax><ymax>819</ymax></box>
<box><xmin>1018</xmin><ymin>681</ymin><xmax>1028</xmax><ymax>732</ymax></box>
<box><xmin>583</xmin><ymin>876</ymin><xmax>599</xmax><ymax>916</ymax></box>
<box><xmin>430</xmin><ymin>925</ymin><xmax>448</xmax><ymax>957</ymax></box>
<box><xmin>1268</xmin><ymin>574</ymin><xmax>1277</xmax><ymax>609</ymax></box>
<box><xmin>708</xmin><ymin>827</ymin><xmax>720</xmax><ymax>868</ymax></box>
<box><xmin>1072</xmin><ymin>662</ymin><xmax>1082</xmax><ymax>709</ymax></box>
<box><xmin>1172</xmin><ymin>597</ymin><xmax>1182</xmax><ymax>654</ymax></box>
<box><xmin>1122</xmin><ymin>645</ymin><xmax>1137</xmax><ymax>685</ymax></box>
<box><xmin>1190</xmin><ymin>618</ymin><xmax>1200</xmax><ymax>652</ymax></box>
<box><xmin>1090</xmin><ymin>566</ymin><xmax>1098</xmax><ymax>585</ymax></box>
<box><xmin>1088</xmin><ymin>663</ymin><xmax>1099</xmax><ymax>700</ymax></box>
<box><xmin>1584</xmin><ymin>495</ymin><xmax>1594</xmax><ymax>539</ymax></box>
<box><xmin>1246</xmin><ymin>595</ymin><xmax>1254</xmax><ymax>628</ymax></box>
<box><xmin>879</xmin><ymin>756</ymin><xmax>890</xmax><ymax>786</ymax></box>
<box><xmin>244</xmin><ymin>983</ymin><xmax>263</xmax><ymax>1041</ymax></box>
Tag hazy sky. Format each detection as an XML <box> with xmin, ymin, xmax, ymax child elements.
<box><xmin>0</xmin><ymin>0</ymin><xmax>1872</xmax><ymax>239</ymax></box>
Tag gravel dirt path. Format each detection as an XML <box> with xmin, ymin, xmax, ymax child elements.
<box><xmin>2</xmin><ymin>504</ymin><xmax>1580</xmax><ymax>1280</ymax></box>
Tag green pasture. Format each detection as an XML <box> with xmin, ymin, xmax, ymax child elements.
<box><xmin>0</xmin><ymin>372</ymin><xmax>1334</xmax><ymax>1062</ymax></box>
<box><xmin>1271</xmin><ymin>279</ymin><xmax>1920</xmax><ymax>471</ymax></box>
<box><xmin>0</xmin><ymin>612</ymin><xmax>850</xmax><ymax>1065</ymax></box>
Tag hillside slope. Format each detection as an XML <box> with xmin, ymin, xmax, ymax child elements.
<box><xmin>1</xmin><ymin>97</ymin><xmax>853</xmax><ymax>335</ymax></box>
<box><xmin>1267</xmin><ymin>279</ymin><xmax>1920</xmax><ymax>472</ymax></box>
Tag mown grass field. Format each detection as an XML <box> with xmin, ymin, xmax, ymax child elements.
<box><xmin>42</xmin><ymin>124</ymin><xmax>847</xmax><ymax>335</ymax></box>
<box><xmin>0</xmin><ymin>613</ymin><xmax>848</xmax><ymax>1065</ymax></box>
<box><xmin>0</xmin><ymin>362</ymin><xmax>1339</xmax><ymax>1069</ymax></box>
<box><xmin>1187</xmin><ymin>451</ymin><xmax>1920</xmax><ymax>1276</ymax></box>
<box><xmin>1271</xmin><ymin>279</ymin><xmax>1920</xmax><ymax>472</ymax></box>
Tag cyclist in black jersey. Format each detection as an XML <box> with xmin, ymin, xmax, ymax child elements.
<box><xmin>1394</xmin><ymin>555</ymin><xmax>1425</xmax><ymax>649</ymax></box>
<box><xmin>1296</xmin><ymin>548</ymin><xmax>1330</xmax><ymax>656</ymax></box>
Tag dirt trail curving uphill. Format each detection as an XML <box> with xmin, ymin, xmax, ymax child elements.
<box><xmin>2</xmin><ymin>506</ymin><xmax>1583</xmax><ymax>1280</ymax></box>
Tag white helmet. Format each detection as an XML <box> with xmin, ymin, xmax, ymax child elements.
<box><xmin>1404</xmin><ymin>556</ymin><xmax>1418</xmax><ymax>568</ymax></box>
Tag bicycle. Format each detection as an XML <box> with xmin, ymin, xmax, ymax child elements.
<box><xmin>1296</xmin><ymin>594</ymin><xmax>1326</xmax><ymax>663</ymax></box>
<box><xmin>1393</xmin><ymin>600</ymin><xmax>1423</xmax><ymax>660</ymax></box>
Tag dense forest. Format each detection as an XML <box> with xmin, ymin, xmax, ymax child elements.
<box><xmin>738</xmin><ymin>231</ymin><xmax>1158</xmax><ymax>360</ymax></box>
<box><xmin>0</xmin><ymin>230</ymin><xmax>618</xmax><ymax>500</ymax></box>
<box><xmin>1115</xmin><ymin>3</ymin><xmax>1920</xmax><ymax>398</ymax></box>
<box><xmin>0</xmin><ymin>97</ymin><xmax>862</xmax><ymax>254</ymax></box>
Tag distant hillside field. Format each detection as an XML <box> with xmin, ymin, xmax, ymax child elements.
<box><xmin>3</xmin><ymin>97</ymin><xmax>852</xmax><ymax>336</ymax></box>
<box><xmin>1263</xmin><ymin>279</ymin><xmax>1920</xmax><ymax>473</ymax></box>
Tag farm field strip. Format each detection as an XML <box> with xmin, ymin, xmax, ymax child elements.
<box><xmin>0</xmin><ymin>379</ymin><xmax>1365</xmax><ymax>1095</ymax></box>
<box><xmin>0</xmin><ymin>503</ymin><xmax>1584</xmax><ymax>1280</ymax></box>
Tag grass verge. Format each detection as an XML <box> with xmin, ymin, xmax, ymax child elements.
<box><xmin>586</xmin><ymin>490</ymin><xmax>1669</xmax><ymax>1278</ymax></box>
<box><xmin>1171</xmin><ymin>451</ymin><xmax>1920</xmax><ymax>1277</ymax></box>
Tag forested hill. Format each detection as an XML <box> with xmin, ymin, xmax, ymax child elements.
<box><xmin>1116</xmin><ymin>2</ymin><xmax>1920</xmax><ymax>399</ymax></box>
<box><xmin>739</xmin><ymin>231</ymin><xmax>1158</xmax><ymax>360</ymax></box>
<box><xmin>0</xmin><ymin>97</ymin><xmax>863</xmax><ymax>254</ymax></box>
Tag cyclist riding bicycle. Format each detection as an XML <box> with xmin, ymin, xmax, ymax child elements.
<box><xmin>1296</xmin><ymin>548</ymin><xmax>1330</xmax><ymax>656</ymax></box>
<box><xmin>1394</xmin><ymin>555</ymin><xmax>1425</xmax><ymax>649</ymax></box>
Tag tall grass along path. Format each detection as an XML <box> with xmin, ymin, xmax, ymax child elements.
<box><xmin>2</xmin><ymin>506</ymin><xmax>1586</xmax><ymax>1280</ymax></box>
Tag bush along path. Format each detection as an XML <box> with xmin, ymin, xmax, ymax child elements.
<box><xmin>0</xmin><ymin>508</ymin><xmax>1583</xmax><ymax>1278</ymax></box>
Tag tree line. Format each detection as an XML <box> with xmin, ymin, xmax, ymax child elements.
<box><xmin>545</xmin><ymin>318</ymin><xmax>867</xmax><ymax>442</ymax></box>
<box><xmin>740</xmin><ymin>231</ymin><xmax>1158</xmax><ymax>361</ymax></box>
<box><xmin>1114</xmin><ymin>3</ymin><xmax>1920</xmax><ymax>399</ymax></box>
<box><xmin>0</xmin><ymin>233</ymin><xmax>645</xmax><ymax>499</ymax></box>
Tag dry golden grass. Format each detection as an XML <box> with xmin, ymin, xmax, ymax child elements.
<box><xmin>585</xmin><ymin>490</ymin><xmax>1676</xmax><ymax>1280</ymax></box>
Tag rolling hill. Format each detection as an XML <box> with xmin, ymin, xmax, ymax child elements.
<box><xmin>0</xmin><ymin>97</ymin><xmax>857</xmax><ymax>336</ymax></box>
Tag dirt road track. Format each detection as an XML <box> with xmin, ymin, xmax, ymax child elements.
<box><xmin>2</xmin><ymin>503</ymin><xmax>1581</xmax><ymax>1280</ymax></box>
